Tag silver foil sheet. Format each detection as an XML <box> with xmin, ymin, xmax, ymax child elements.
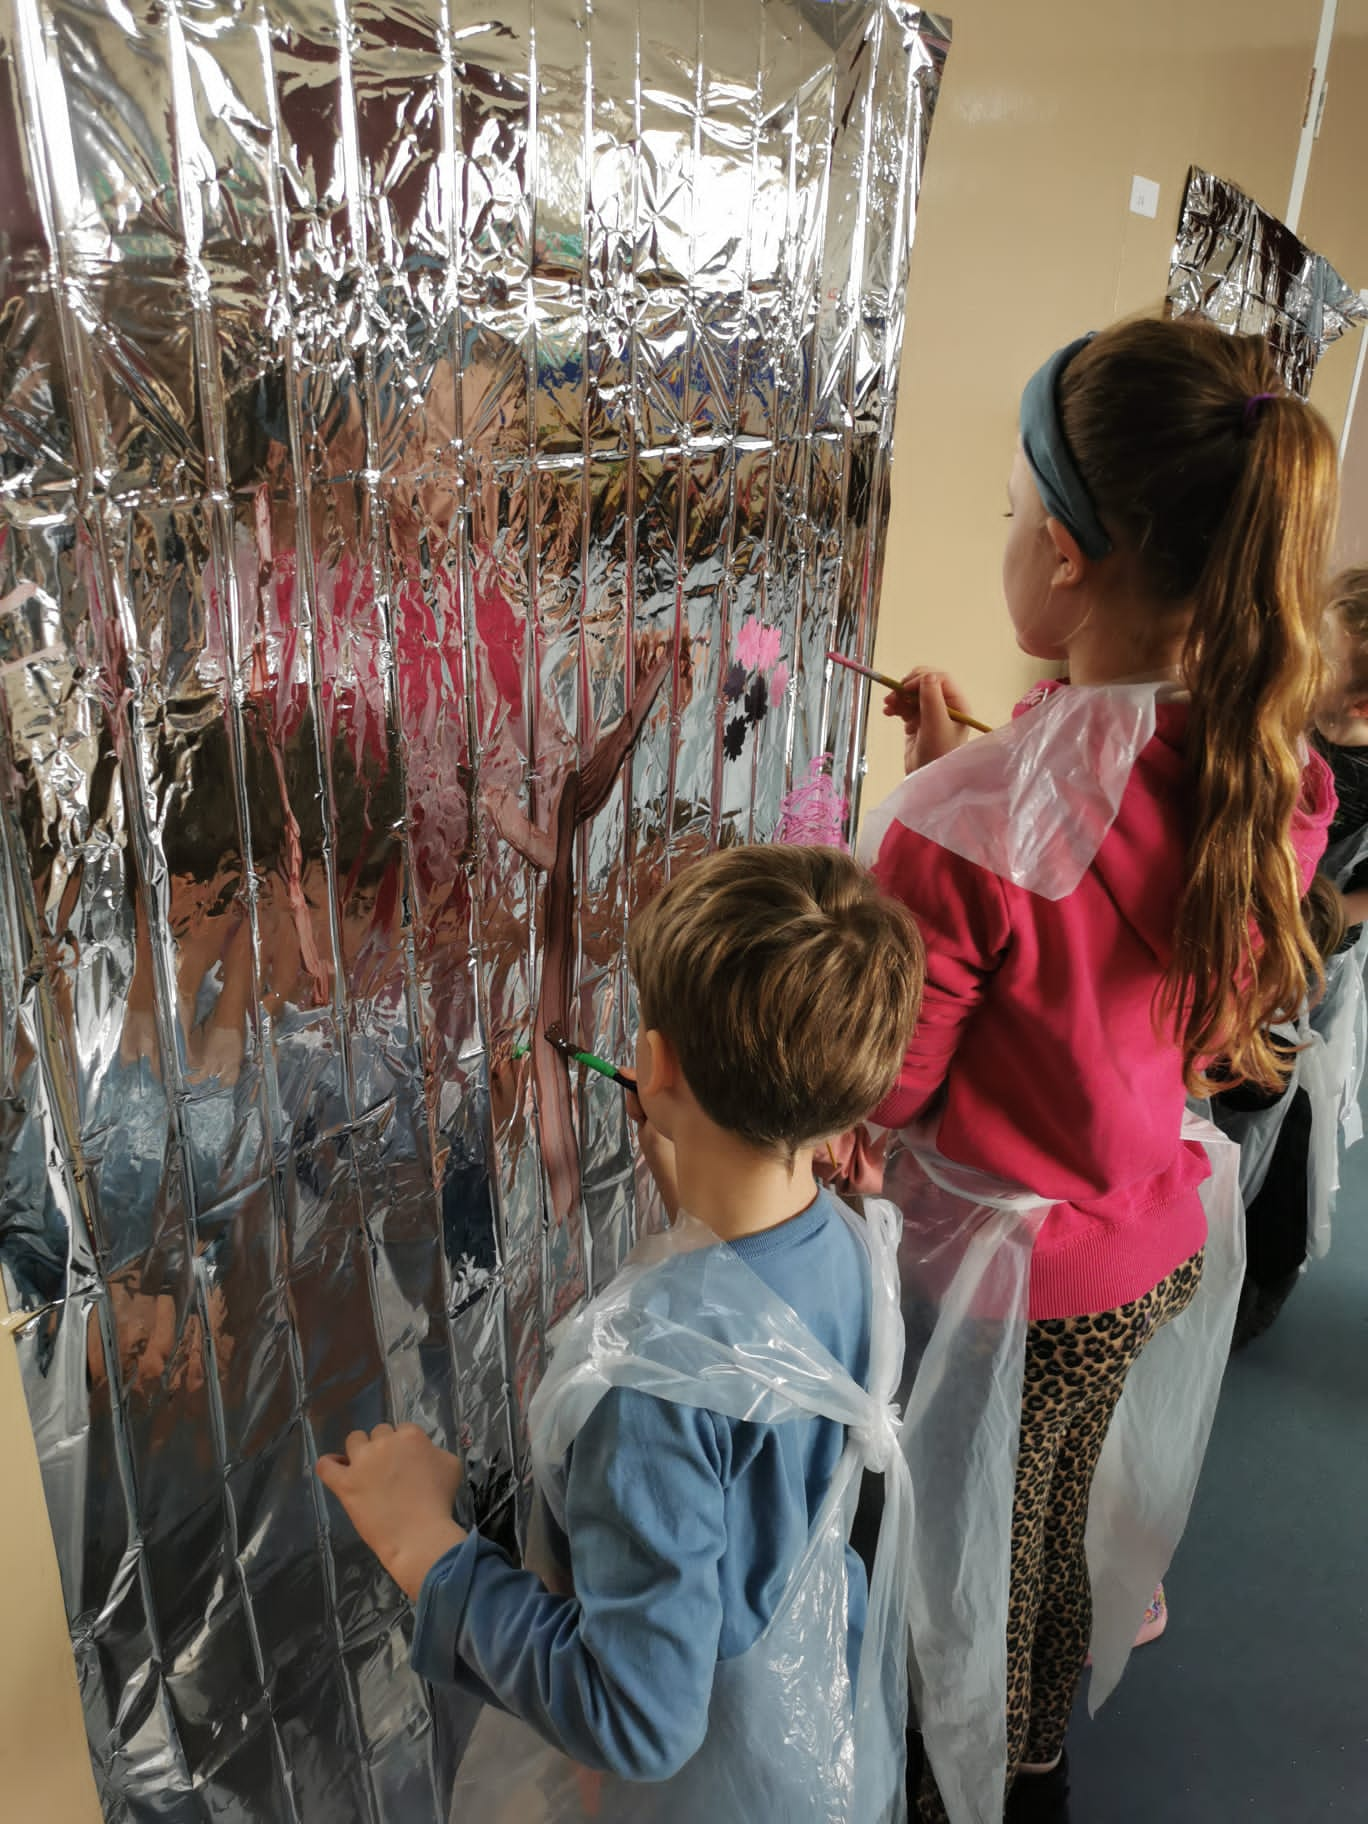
<box><xmin>0</xmin><ymin>2</ymin><xmax>949</xmax><ymax>1816</ymax></box>
<box><xmin>1168</xmin><ymin>164</ymin><xmax>1366</xmax><ymax>398</ymax></box>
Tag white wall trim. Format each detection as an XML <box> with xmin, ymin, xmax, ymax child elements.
<box><xmin>1340</xmin><ymin>291</ymin><xmax>1368</xmax><ymax>463</ymax></box>
<box><xmin>1287</xmin><ymin>0</ymin><xmax>1337</xmax><ymax>234</ymax></box>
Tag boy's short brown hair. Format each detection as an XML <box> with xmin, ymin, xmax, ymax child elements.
<box><xmin>628</xmin><ymin>844</ymin><xmax>924</xmax><ymax>1150</ymax></box>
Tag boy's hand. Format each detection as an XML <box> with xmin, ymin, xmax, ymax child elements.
<box><xmin>882</xmin><ymin>668</ymin><xmax>972</xmax><ymax>772</ymax></box>
<box><xmin>626</xmin><ymin>1090</ymin><xmax>681</xmax><ymax>1219</ymax></box>
<box><xmin>316</xmin><ymin>1424</ymin><xmax>467</xmax><ymax>1600</ymax></box>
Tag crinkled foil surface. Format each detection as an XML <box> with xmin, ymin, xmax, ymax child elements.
<box><xmin>0</xmin><ymin>1</ymin><xmax>948</xmax><ymax>1815</ymax></box>
<box><xmin>1168</xmin><ymin>164</ymin><xmax>1366</xmax><ymax>398</ymax></box>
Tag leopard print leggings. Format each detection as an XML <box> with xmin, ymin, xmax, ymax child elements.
<box><xmin>917</xmin><ymin>1252</ymin><xmax>1204</xmax><ymax>1821</ymax></box>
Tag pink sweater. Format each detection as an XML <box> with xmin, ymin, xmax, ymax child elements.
<box><xmin>872</xmin><ymin>690</ymin><xmax>1336</xmax><ymax>1320</ymax></box>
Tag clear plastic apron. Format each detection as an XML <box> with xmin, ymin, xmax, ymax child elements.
<box><xmin>1204</xmin><ymin>1009</ymin><xmax>1341</xmax><ymax>1259</ymax></box>
<box><xmin>881</xmin><ymin>1116</ymin><xmax>1243</xmax><ymax>1824</ymax></box>
<box><xmin>448</xmin><ymin>1196</ymin><xmax>916</xmax><ymax>1824</ymax></box>
<box><xmin>880</xmin><ymin>1140</ymin><xmax>1041</xmax><ymax>1824</ymax></box>
<box><xmin>1207</xmin><ymin>815</ymin><xmax>1368</xmax><ymax>1259</ymax></box>
<box><xmin>1083</xmin><ymin>1114</ymin><xmax>1243</xmax><ymax>1702</ymax></box>
<box><xmin>859</xmin><ymin>682</ymin><xmax>1167</xmax><ymax>901</ymax></box>
<box><xmin>1299</xmin><ymin>819</ymin><xmax>1368</xmax><ymax>1251</ymax></box>
<box><xmin>1314</xmin><ymin>820</ymin><xmax>1368</xmax><ymax>1162</ymax></box>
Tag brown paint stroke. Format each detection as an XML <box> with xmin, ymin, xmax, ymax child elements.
<box><xmin>488</xmin><ymin>652</ymin><xmax>669</xmax><ymax>1224</ymax></box>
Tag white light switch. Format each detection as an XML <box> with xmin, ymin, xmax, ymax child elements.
<box><xmin>1129</xmin><ymin>175</ymin><xmax>1160</xmax><ymax>219</ymax></box>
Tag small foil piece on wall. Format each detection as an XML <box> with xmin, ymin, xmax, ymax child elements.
<box><xmin>0</xmin><ymin>0</ymin><xmax>949</xmax><ymax>1817</ymax></box>
<box><xmin>1167</xmin><ymin>164</ymin><xmax>1366</xmax><ymax>398</ymax></box>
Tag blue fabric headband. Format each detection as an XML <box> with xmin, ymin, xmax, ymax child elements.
<box><xmin>1018</xmin><ymin>334</ymin><xmax>1113</xmax><ymax>560</ymax></box>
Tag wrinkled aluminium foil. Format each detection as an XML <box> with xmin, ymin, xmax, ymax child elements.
<box><xmin>1168</xmin><ymin>165</ymin><xmax>1366</xmax><ymax>398</ymax></box>
<box><xmin>0</xmin><ymin>2</ymin><xmax>949</xmax><ymax>1816</ymax></box>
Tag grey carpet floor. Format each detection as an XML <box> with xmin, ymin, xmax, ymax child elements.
<box><xmin>1068</xmin><ymin>1117</ymin><xmax>1368</xmax><ymax>1821</ymax></box>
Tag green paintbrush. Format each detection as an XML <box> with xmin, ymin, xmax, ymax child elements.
<box><xmin>545</xmin><ymin>1025</ymin><xmax>638</xmax><ymax>1094</ymax></box>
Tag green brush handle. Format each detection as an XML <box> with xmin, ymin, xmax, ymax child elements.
<box><xmin>512</xmin><ymin>1031</ymin><xmax>636</xmax><ymax>1091</ymax></box>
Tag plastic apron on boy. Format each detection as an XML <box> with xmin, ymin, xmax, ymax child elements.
<box><xmin>862</xmin><ymin>684</ymin><xmax>1246</xmax><ymax>1822</ymax></box>
<box><xmin>447</xmin><ymin>1196</ymin><xmax>917</xmax><ymax>1824</ymax></box>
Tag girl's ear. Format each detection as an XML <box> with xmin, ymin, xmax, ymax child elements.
<box><xmin>1043</xmin><ymin>515</ymin><xmax>1087</xmax><ymax>590</ymax></box>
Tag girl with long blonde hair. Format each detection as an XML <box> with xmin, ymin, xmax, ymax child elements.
<box><xmin>872</xmin><ymin>316</ymin><xmax>1339</xmax><ymax>1821</ymax></box>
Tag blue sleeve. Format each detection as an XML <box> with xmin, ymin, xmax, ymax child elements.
<box><xmin>410</xmin><ymin>1388</ymin><xmax>729</xmax><ymax>1781</ymax></box>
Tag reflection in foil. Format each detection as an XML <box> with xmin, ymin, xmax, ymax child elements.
<box><xmin>1167</xmin><ymin>165</ymin><xmax>1367</xmax><ymax>398</ymax></box>
<box><xmin>0</xmin><ymin>1</ymin><xmax>949</xmax><ymax>1815</ymax></box>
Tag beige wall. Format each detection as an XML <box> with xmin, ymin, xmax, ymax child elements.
<box><xmin>1337</xmin><ymin>306</ymin><xmax>1368</xmax><ymax>568</ymax></box>
<box><xmin>866</xmin><ymin>0</ymin><xmax>1368</xmax><ymax>811</ymax></box>
<box><xmin>1305</xmin><ymin>0</ymin><xmax>1368</xmax><ymax>568</ymax></box>
<box><xmin>1302</xmin><ymin>0</ymin><xmax>1368</xmax><ymax>443</ymax></box>
<box><xmin>0</xmin><ymin>1291</ymin><xmax>101</xmax><ymax>1822</ymax></box>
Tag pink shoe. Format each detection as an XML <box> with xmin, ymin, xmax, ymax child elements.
<box><xmin>1133</xmin><ymin>1584</ymin><xmax>1167</xmax><ymax>1647</ymax></box>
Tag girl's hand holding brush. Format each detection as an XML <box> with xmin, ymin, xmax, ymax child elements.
<box><xmin>882</xmin><ymin>668</ymin><xmax>977</xmax><ymax>773</ymax></box>
<box><xmin>824</xmin><ymin>650</ymin><xmax>989</xmax><ymax>770</ymax></box>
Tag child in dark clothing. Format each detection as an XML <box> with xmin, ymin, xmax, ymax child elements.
<box><xmin>1221</xmin><ymin>569</ymin><xmax>1368</xmax><ymax>1344</ymax></box>
<box><xmin>1313</xmin><ymin>567</ymin><xmax>1368</xmax><ymax>937</ymax></box>
<box><xmin>1219</xmin><ymin>878</ymin><xmax>1346</xmax><ymax>1345</ymax></box>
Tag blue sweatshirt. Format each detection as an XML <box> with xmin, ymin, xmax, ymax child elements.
<box><xmin>410</xmin><ymin>1189</ymin><xmax>872</xmax><ymax>1781</ymax></box>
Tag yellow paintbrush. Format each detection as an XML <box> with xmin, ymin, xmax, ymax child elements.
<box><xmin>826</xmin><ymin>651</ymin><xmax>992</xmax><ymax>734</ymax></box>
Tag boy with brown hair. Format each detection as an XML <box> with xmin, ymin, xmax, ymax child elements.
<box><xmin>317</xmin><ymin>844</ymin><xmax>922</xmax><ymax>1818</ymax></box>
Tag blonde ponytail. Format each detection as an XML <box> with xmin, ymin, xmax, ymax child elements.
<box><xmin>1169</xmin><ymin>395</ymin><xmax>1335</xmax><ymax>1087</ymax></box>
<box><xmin>1061</xmin><ymin>319</ymin><xmax>1339</xmax><ymax>1089</ymax></box>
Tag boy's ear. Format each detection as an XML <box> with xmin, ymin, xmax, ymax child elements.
<box><xmin>637</xmin><ymin>1029</ymin><xmax>679</xmax><ymax>1098</ymax></box>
